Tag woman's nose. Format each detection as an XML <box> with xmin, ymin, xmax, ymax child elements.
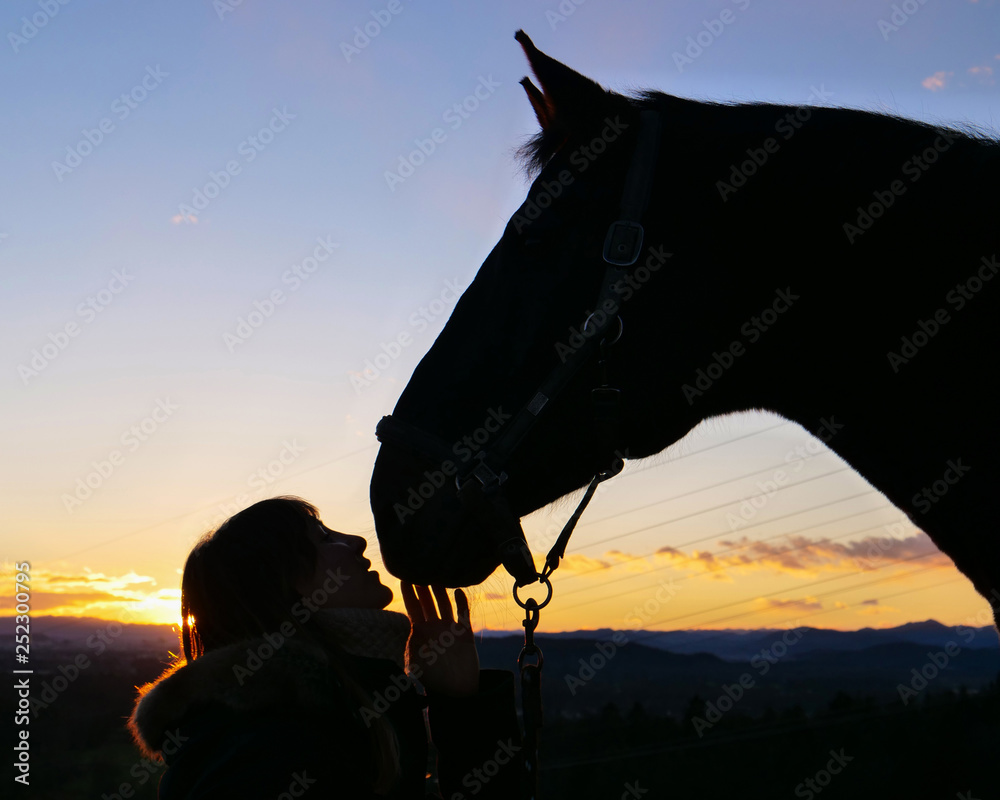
<box><xmin>344</xmin><ymin>532</ymin><xmax>367</xmax><ymax>555</ymax></box>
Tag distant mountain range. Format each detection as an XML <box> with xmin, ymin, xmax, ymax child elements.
<box><xmin>5</xmin><ymin>616</ymin><xmax>998</xmax><ymax>720</ymax></box>
<box><xmin>1</xmin><ymin>615</ymin><xmax>179</xmax><ymax>655</ymax></box>
<box><xmin>3</xmin><ymin>616</ymin><xmax>996</xmax><ymax>661</ymax></box>
<box><xmin>482</xmin><ymin>619</ymin><xmax>1000</xmax><ymax>660</ymax></box>
<box><xmin>476</xmin><ymin>623</ymin><xmax>1000</xmax><ymax>720</ymax></box>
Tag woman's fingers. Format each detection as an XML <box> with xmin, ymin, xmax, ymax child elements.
<box><xmin>404</xmin><ymin>583</ymin><xmax>470</xmax><ymax>631</ymax></box>
<box><xmin>455</xmin><ymin>588</ymin><xmax>471</xmax><ymax>631</ymax></box>
<box><xmin>432</xmin><ymin>585</ymin><xmax>454</xmax><ymax>622</ymax></box>
<box><xmin>415</xmin><ymin>584</ymin><xmax>437</xmax><ymax>620</ymax></box>
<box><xmin>399</xmin><ymin>582</ymin><xmax>423</xmax><ymax>623</ymax></box>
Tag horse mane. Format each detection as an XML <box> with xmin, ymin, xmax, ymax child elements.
<box><xmin>515</xmin><ymin>88</ymin><xmax>999</xmax><ymax>179</ymax></box>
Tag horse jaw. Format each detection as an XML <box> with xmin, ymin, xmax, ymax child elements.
<box><xmin>370</xmin><ymin>450</ymin><xmax>501</xmax><ymax>587</ymax></box>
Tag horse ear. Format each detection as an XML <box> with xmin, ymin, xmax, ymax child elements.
<box><xmin>515</xmin><ymin>30</ymin><xmax>608</xmax><ymax>131</ymax></box>
<box><xmin>519</xmin><ymin>76</ymin><xmax>552</xmax><ymax>130</ymax></box>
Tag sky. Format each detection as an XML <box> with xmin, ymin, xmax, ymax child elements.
<box><xmin>2</xmin><ymin>0</ymin><xmax>998</xmax><ymax>635</ymax></box>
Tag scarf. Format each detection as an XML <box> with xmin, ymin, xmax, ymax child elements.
<box><xmin>313</xmin><ymin>607</ymin><xmax>412</xmax><ymax>671</ymax></box>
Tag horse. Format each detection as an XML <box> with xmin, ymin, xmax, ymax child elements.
<box><xmin>369</xmin><ymin>30</ymin><xmax>1000</xmax><ymax>632</ymax></box>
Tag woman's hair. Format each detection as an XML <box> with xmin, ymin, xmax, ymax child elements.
<box><xmin>180</xmin><ymin>496</ymin><xmax>400</xmax><ymax>794</ymax></box>
<box><xmin>180</xmin><ymin>496</ymin><xmax>319</xmax><ymax>660</ymax></box>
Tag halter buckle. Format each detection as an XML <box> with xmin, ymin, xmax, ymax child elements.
<box><xmin>603</xmin><ymin>220</ymin><xmax>644</xmax><ymax>266</ymax></box>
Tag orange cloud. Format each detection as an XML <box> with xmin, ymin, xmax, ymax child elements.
<box><xmin>756</xmin><ymin>597</ymin><xmax>822</xmax><ymax>613</ymax></box>
<box><xmin>922</xmin><ymin>71</ymin><xmax>953</xmax><ymax>91</ymax></box>
<box><xmin>558</xmin><ymin>552</ymin><xmax>614</xmax><ymax>574</ymax></box>
<box><xmin>649</xmin><ymin>533</ymin><xmax>950</xmax><ymax>579</ymax></box>
<box><xmin>857</xmin><ymin>599</ymin><xmax>900</xmax><ymax>616</ymax></box>
<box><xmin>968</xmin><ymin>65</ymin><xmax>995</xmax><ymax>85</ymax></box>
<box><xmin>0</xmin><ymin>590</ymin><xmax>135</xmax><ymax>612</ymax></box>
<box><xmin>0</xmin><ymin>568</ymin><xmax>178</xmax><ymax>623</ymax></box>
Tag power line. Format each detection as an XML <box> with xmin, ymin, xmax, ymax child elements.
<box><xmin>635</xmin><ymin>566</ymin><xmax>955</xmax><ymax>641</ymax></box>
<box><xmin>617</xmin><ymin>549</ymin><xmax>949</xmax><ymax>635</ymax></box>
<box><xmin>556</xmin><ymin>509</ymin><xmax>901</xmax><ymax>608</ymax></box>
<box><xmin>579</xmin><ymin>444</ymin><xmax>835</xmax><ymax>529</ymax></box>
<box><xmin>550</xmin><ymin>486</ymin><xmax>885</xmax><ymax>594</ymax></box>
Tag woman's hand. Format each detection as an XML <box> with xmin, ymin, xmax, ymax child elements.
<box><xmin>400</xmin><ymin>583</ymin><xmax>480</xmax><ymax>698</ymax></box>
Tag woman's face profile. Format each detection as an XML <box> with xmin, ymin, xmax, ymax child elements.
<box><xmin>296</xmin><ymin>520</ymin><xmax>394</xmax><ymax>609</ymax></box>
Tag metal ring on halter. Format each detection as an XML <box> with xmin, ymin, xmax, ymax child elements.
<box><xmin>518</xmin><ymin>644</ymin><xmax>544</xmax><ymax>670</ymax></box>
<box><xmin>512</xmin><ymin>574</ymin><xmax>553</xmax><ymax>610</ymax></box>
<box><xmin>583</xmin><ymin>313</ymin><xmax>623</xmax><ymax>346</ymax></box>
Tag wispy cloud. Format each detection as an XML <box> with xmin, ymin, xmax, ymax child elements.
<box><xmin>857</xmin><ymin>598</ymin><xmax>900</xmax><ymax>616</ymax></box>
<box><xmin>755</xmin><ymin>596</ymin><xmax>822</xmax><ymax>613</ymax></box>
<box><xmin>0</xmin><ymin>567</ymin><xmax>178</xmax><ymax>621</ymax></box>
<box><xmin>650</xmin><ymin>532</ymin><xmax>949</xmax><ymax>579</ymax></box>
<box><xmin>968</xmin><ymin>64</ymin><xmax>995</xmax><ymax>85</ymax></box>
<box><xmin>922</xmin><ymin>71</ymin><xmax>953</xmax><ymax>91</ymax></box>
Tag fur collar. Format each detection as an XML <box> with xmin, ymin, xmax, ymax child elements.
<box><xmin>313</xmin><ymin>607</ymin><xmax>410</xmax><ymax>670</ymax></box>
<box><xmin>130</xmin><ymin>609</ymin><xmax>411</xmax><ymax>759</ymax></box>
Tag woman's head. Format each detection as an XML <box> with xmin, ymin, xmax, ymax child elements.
<box><xmin>180</xmin><ymin>496</ymin><xmax>392</xmax><ymax>661</ymax></box>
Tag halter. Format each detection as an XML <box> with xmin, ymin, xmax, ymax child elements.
<box><xmin>375</xmin><ymin>109</ymin><xmax>662</xmax><ymax>799</ymax></box>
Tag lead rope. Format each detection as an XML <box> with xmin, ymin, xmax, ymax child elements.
<box><xmin>513</xmin><ymin>459</ymin><xmax>624</xmax><ymax>800</ymax></box>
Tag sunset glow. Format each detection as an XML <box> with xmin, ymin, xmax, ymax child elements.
<box><xmin>4</xmin><ymin>1</ymin><xmax>998</xmax><ymax>638</ymax></box>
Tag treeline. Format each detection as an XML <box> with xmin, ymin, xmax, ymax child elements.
<box><xmin>538</xmin><ymin>681</ymin><xmax>999</xmax><ymax>799</ymax></box>
<box><xmin>8</xmin><ymin>649</ymin><xmax>997</xmax><ymax>799</ymax></box>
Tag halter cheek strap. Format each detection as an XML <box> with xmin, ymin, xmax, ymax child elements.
<box><xmin>374</xmin><ymin>109</ymin><xmax>663</xmax><ymax>587</ymax></box>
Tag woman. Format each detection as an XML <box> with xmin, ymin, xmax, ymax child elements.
<box><xmin>129</xmin><ymin>496</ymin><xmax>524</xmax><ymax>798</ymax></box>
